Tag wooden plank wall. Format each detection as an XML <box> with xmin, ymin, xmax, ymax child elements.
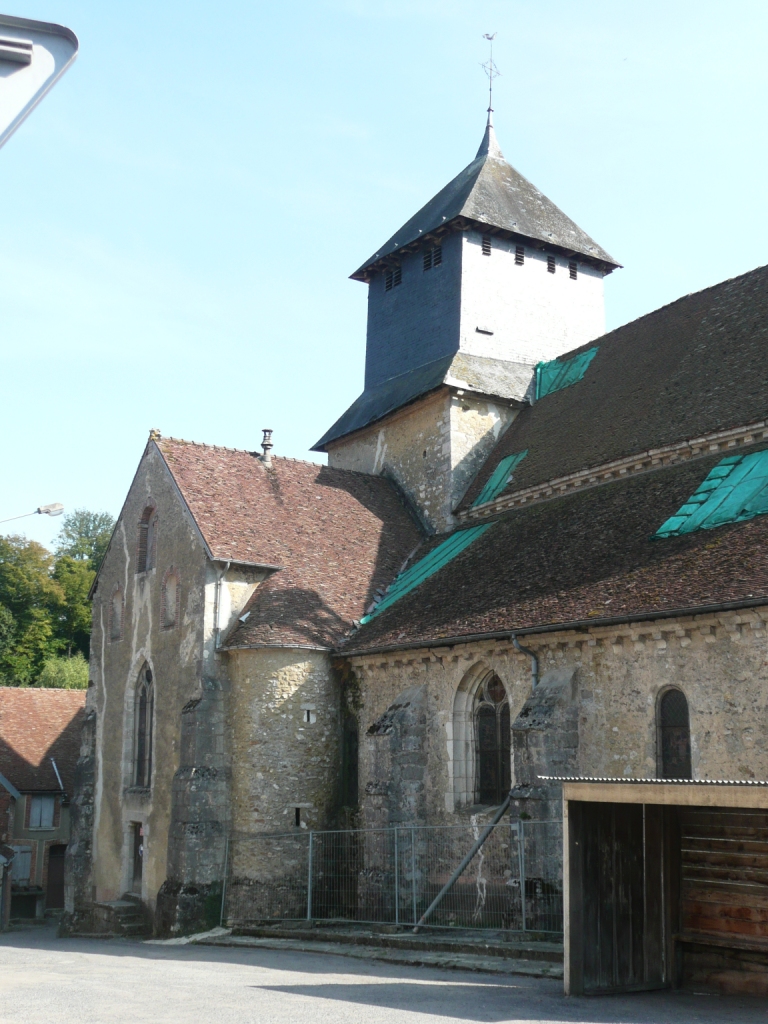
<box><xmin>680</xmin><ymin>806</ymin><xmax>768</xmax><ymax>995</ymax></box>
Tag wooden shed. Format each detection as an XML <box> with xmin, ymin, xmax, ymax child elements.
<box><xmin>557</xmin><ymin>778</ymin><xmax>768</xmax><ymax>996</ymax></box>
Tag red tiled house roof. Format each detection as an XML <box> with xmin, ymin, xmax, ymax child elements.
<box><xmin>0</xmin><ymin>688</ymin><xmax>86</xmax><ymax>793</ymax></box>
<box><xmin>155</xmin><ymin>440</ymin><xmax>424</xmax><ymax>649</ymax></box>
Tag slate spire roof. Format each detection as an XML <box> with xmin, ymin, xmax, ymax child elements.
<box><xmin>351</xmin><ymin>119</ymin><xmax>618</xmax><ymax>281</ymax></box>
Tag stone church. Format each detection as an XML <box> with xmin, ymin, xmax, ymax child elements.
<box><xmin>67</xmin><ymin>115</ymin><xmax>768</xmax><ymax>993</ymax></box>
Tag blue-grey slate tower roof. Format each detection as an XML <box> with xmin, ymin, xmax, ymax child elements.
<box><xmin>350</xmin><ymin>119</ymin><xmax>619</xmax><ymax>282</ymax></box>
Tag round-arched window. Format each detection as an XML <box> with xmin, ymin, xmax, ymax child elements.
<box><xmin>659</xmin><ymin>688</ymin><xmax>692</xmax><ymax>779</ymax></box>
<box><xmin>474</xmin><ymin>674</ymin><xmax>511</xmax><ymax>804</ymax></box>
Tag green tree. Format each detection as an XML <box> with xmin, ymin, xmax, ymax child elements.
<box><xmin>55</xmin><ymin>509</ymin><xmax>115</xmax><ymax>570</ymax></box>
<box><xmin>0</xmin><ymin>535</ymin><xmax>64</xmax><ymax>684</ymax></box>
<box><xmin>36</xmin><ymin>651</ymin><xmax>89</xmax><ymax>689</ymax></box>
<box><xmin>52</xmin><ymin>555</ymin><xmax>95</xmax><ymax>659</ymax></box>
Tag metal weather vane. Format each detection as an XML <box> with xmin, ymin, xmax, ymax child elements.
<box><xmin>481</xmin><ymin>32</ymin><xmax>500</xmax><ymax>119</ymax></box>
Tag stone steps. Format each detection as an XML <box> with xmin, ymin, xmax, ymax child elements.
<box><xmin>93</xmin><ymin>894</ymin><xmax>150</xmax><ymax>937</ymax></box>
<box><xmin>199</xmin><ymin>931</ymin><xmax>563</xmax><ymax>978</ymax></box>
<box><xmin>236</xmin><ymin>922</ymin><xmax>562</xmax><ymax>962</ymax></box>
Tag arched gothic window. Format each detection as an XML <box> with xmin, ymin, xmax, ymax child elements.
<box><xmin>474</xmin><ymin>674</ymin><xmax>511</xmax><ymax>804</ymax></box>
<box><xmin>161</xmin><ymin>569</ymin><xmax>179</xmax><ymax>629</ymax></box>
<box><xmin>134</xmin><ymin>665</ymin><xmax>154</xmax><ymax>788</ymax></box>
<box><xmin>109</xmin><ymin>585</ymin><xmax>123</xmax><ymax>641</ymax></box>
<box><xmin>659</xmin><ymin>688</ymin><xmax>692</xmax><ymax>779</ymax></box>
<box><xmin>136</xmin><ymin>506</ymin><xmax>157</xmax><ymax>573</ymax></box>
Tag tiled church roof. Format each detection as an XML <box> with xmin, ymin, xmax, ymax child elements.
<box><xmin>155</xmin><ymin>439</ymin><xmax>423</xmax><ymax>648</ymax></box>
<box><xmin>461</xmin><ymin>263</ymin><xmax>768</xmax><ymax>510</ymax></box>
<box><xmin>0</xmin><ymin>688</ymin><xmax>86</xmax><ymax>794</ymax></box>
<box><xmin>344</xmin><ymin>449</ymin><xmax>768</xmax><ymax>654</ymax></box>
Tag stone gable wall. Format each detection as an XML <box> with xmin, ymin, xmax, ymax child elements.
<box><xmin>86</xmin><ymin>444</ymin><xmax>209</xmax><ymax>917</ymax></box>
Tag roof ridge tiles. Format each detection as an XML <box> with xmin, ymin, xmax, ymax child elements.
<box><xmin>158</xmin><ymin>436</ymin><xmax>325</xmax><ymax>467</ymax></box>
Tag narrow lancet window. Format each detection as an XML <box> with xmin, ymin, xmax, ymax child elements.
<box><xmin>659</xmin><ymin>688</ymin><xmax>692</xmax><ymax>779</ymax></box>
<box><xmin>110</xmin><ymin>585</ymin><xmax>123</xmax><ymax>641</ymax></box>
<box><xmin>134</xmin><ymin>665</ymin><xmax>154</xmax><ymax>788</ymax></box>
<box><xmin>475</xmin><ymin>674</ymin><xmax>510</xmax><ymax>804</ymax></box>
<box><xmin>162</xmin><ymin>570</ymin><xmax>179</xmax><ymax>629</ymax></box>
<box><xmin>137</xmin><ymin>506</ymin><xmax>157</xmax><ymax>573</ymax></box>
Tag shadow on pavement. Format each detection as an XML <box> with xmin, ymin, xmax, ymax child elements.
<box><xmin>2</xmin><ymin>924</ymin><xmax>767</xmax><ymax>1023</ymax></box>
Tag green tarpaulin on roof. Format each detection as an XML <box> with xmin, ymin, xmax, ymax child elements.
<box><xmin>473</xmin><ymin>450</ymin><xmax>528</xmax><ymax>507</ymax></box>
<box><xmin>360</xmin><ymin>523</ymin><xmax>494</xmax><ymax>623</ymax></box>
<box><xmin>655</xmin><ymin>450</ymin><xmax>768</xmax><ymax>538</ymax></box>
<box><xmin>535</xmin><ymin>346</ymin><xmax>598</xmax><ymax>400</ymax></box>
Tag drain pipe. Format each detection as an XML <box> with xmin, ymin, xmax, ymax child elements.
<box><xmin>511</xmin><ymin>632</ymin><xmax>538</xmax><ymax>691</ymax></box>
<box><xmin>213</xmin><ymin>561</ymin><xmax>231</xmax><ymax>650</ymax></box>
<box><xmin>412</xmin><ymin>791</ymin><xmax>512</xmax><ymax>933</ymax></box>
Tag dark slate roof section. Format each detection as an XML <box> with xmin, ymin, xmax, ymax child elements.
<box><xmin>156</xmin><ymin>439</ymin><xmax>423</xmax><ymax>649</ymax></box>
<box><xmin>313</xmin><ymin>355</ymin><xmax>454</xmax><ymax>452</ymax></box>
<box><xmin>313</xmin><ymin>352</ymin><xmax>534</xmax><ymax>452</ymax></box>
<box><xmin>342</xmin><ymin>451</ymin><xmax>768</xmax><ymax>654</ymax></box>
<box><xmin>0</xmin><ymin>688</ymin><xmax>86</xmax><ymax>794</ymax></box>
<box><xmin>460</xmin><ymin>264</ymin><xmax>768</xmax><ymax>510</ymax></box>
<box><xmin>351</xmin><ymin>122</ymin><xmax>618</xmax><ymax>280</ymax></box>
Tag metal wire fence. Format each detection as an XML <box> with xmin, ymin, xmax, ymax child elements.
<box><xmin>222</xmin><ymin>819</ymin><xmax>562</xmax><ymax>934</ymax></box>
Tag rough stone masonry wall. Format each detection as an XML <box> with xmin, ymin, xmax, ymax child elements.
<box><xmin>62</xmin><ymin>708</ymin><xmax>97</xmax><ymax>933</ymax></box>
<box><xmin>225</xmin><ymin>648</ymin><xmax>341</xmax><ymax>876</ymax></box>
<box><xmin>155</xmin><ymin>679</ymin><xmax>231</xmax><ymax>936</ymax></box>
<box><xmin>349</xmin><ymin>606</ymin><xmax>768</xmax><ymax>831</ymax></box>
<box><xmin>328</xmin><ymin>389</ymin><xmax>516</xmax><ymax>534</ymax></box>
<box><xmin>85</xmin><ymin>444</ymin><xmax>207</xmax><ymax>920</ymax></box>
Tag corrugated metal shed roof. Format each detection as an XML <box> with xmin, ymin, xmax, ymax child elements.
<box><xmin>541</xmin><ymin>776</ymin><xmax>768</xmax><ymax>786</ymax></box>
<box><xmin>351</xmin><ymin>122</ymin><xmax>618</xmax><ymax>280</ymax></box>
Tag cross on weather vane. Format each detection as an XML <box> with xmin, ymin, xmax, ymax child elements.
<box><xmin>481</xmin><ymin>32</ymin><xmax>500</xmax><ymax>120</ymax></box>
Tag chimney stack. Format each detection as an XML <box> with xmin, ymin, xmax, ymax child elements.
<box><xmin>260</xmin><ymin>428</ymin><xmax>273</xmax><ymax>467</ymax></box>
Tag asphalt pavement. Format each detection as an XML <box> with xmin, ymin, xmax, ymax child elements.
<box><xmin>0</xmin><ymin>923</ymin><xmax>766</xmax><ymax>1024</ymax></box>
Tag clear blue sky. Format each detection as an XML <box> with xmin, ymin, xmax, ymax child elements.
<box><xmin>3</xmin><ymin>0</ymin><xmax>768</xmax><ymax>549</ymax></box>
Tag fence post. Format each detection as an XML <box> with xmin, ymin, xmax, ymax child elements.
<box><xmin>307</xmin><ymin>831</ymin><xmax>313</xmax><ymax>921</ymax></box>
<box><xmin>519</xmin><ymin>819</ymin><xmax>526</xmax><ymax>932</ymax></box>
<box><xmin>394</xmin><ymin>827</ymin><xmax>399</xmax><ymax>926</ymax></box>
<box><xmin>410</xmin><ymin>827</ymin><xmax>417</xmax><ymax>925</ymax></box>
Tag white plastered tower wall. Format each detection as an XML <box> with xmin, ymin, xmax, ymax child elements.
<box><xmin>459</xmin><ymin>231</ymin><xmax>606</xmax><ymax>364</ymax></box>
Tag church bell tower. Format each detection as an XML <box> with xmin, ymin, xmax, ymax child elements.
<box><xmin>313</xmin><ymin>115</ymin><xmax>619</xmax><ymax>533</ymax></box>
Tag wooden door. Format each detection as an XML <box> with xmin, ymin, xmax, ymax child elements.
<box><xmin>569</xmin><ymin>802</ymin><xmax>667</xmax><ymax>994</ymax></box>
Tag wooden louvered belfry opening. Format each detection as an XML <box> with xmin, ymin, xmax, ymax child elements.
<box><xmin>423</xmin><ymin>245</ymin><xmax>442</xmax><ymax>271</ymax></box>
<box><xmin>680</xmin><ymin>806</ymin><xmax>768</xmax><ymax>989</ymax></box>
<box><xmin>385</xmin><ymin>265</ymin><xmax>402</xmax><ymax>291</ymax></box>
